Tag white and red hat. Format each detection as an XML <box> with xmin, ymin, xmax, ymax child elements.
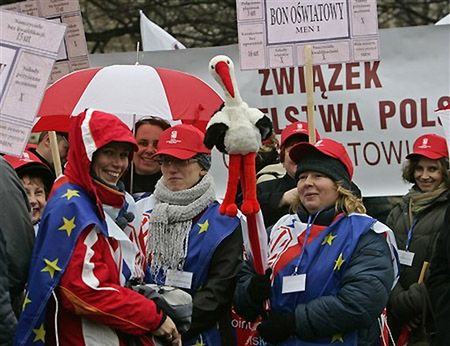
<box><xmin>152</xmin><ymin>124</ymin><xmax>210</xmax><ymax>160</ymax></box>
<box><xmin>280</xmin><ymin>121</ymin><xmax>320</xmax><ymax>146</ymax></box>
<box><xmin>406</xmin><ymin>133</ymin><xmax>448</xmax><ymax>160</ymax></box>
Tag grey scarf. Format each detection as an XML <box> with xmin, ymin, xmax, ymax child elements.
<box><xmin>149</xmin><ymin>173</ymin><xmax>216</xmax><ymax>277</ymax></box>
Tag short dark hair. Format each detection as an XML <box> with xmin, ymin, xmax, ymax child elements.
<box><xmin>38</xmin><ymin>131</ymin><xmax>68</xmax><ymax>143</ymax></box>
<box><xmin>402</xmin><ymin>157</ymin><xmax>450</xmax><ymax>187</ymax></box>
<box><xmin>134</xmin><ymin>116</ymin><xmax>171</xmax><ymax>134</ymax></box>
<box><xmin>280</xmin><ymin>134</ymin><xmax>308</xmax><ymax>162</ymax></box>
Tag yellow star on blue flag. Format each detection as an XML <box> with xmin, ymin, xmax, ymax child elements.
<box><xmin>331</xmin><ymin>333</ymin><xmax>344</xmax><ymax>343</ymax></box>
<box><xmin>322</xmin><ymin>233</ymin><xmax>337</xmax><ymax>246</ymax></box>
<box><xmin>197</xmin><ymin>219</ymin><xmax>209</xmax><ymax>234</ymax></box>
<box><xmin>32</xmin><ymin>323</ymin><xmax>46</xmax><ymax>343</ymax></box>
<box><xmin>58</xmin><ymin>216</ymin><xmax>76</xmax><ymax>236</ymax></box>
<box><xmin>192</xmin><ymin>340</ymin><xmax>205</xmax><ymax>346</ymax></box>
<box><xmin>41</xmin><ymin>258</ymin><xmax>62</xmax><ymax>278</ymax></box>
<box><xmin>22</xmin><ymin>292</ymin><xmax>31</xmax><ymax>311</ymax></box>
<box><xmin>62</xmin><ymin>188</ymin><xmax>80</xmax><ymax>200</ymax></box>
<box><xmin>334</xmin><ymin>253</ymin><xmax>345</xmax><ymax>271</ymax></box>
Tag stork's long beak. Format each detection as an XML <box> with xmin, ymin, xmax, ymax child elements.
<box><xmin>215</xmin><ymin>61</ymin><xmax>235</xmax><ymax>98</ymax></box>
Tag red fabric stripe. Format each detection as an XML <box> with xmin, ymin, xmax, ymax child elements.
<box><xmin>33</xmin><ymin>68</ymin><xmax>101</xmax><ymax>132</ymax></box>
<box><xmin>273</xmin><ymin>224</ymin><xmax>326</xmax><ymax>277</ymax></box>
<box><xmin>156</xmin><ymin>67</ymin><xmax>223</xmax><ymax>132</ymax></box>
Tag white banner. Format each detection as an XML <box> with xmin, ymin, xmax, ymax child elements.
<box><xmin>0</xmin><ymin>9</ymin><xmax>66</xmax><ymax>156</ymax></box>
<box><xmin>90</xmin><ymin>25</ymin><xmax>450</xmax><ymax>198</ymax></box>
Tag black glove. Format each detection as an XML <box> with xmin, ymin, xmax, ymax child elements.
<box><xmin>248</xmin><ymin>268</ymin><xmax>272</xmax><ymax>305</ymax></box>
<box><xmin>204</xmin><ymin>122</ymin><xmax>228</xmax><ymax>153</ymax></box>
<box><xmin>255</xmin><ymin>115</ymin><xmax>273</xmax><ymax>141</ymax></box>
<box><xmin>257</xmin><ymin>311</ymin><xmax>296</xmax><ymax>343</ymax></box>
<box><xmin>390</xmin><ymin>282</ymin><xmax>426</xmax><ymax>323</ymax></box>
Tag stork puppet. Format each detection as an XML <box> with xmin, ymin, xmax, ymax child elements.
<box><xmin>204</xmin><ymin>55</ymin><xmax>272</xmax><ymax>217</ymax></box>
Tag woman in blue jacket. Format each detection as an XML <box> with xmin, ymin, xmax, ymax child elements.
<box><xmin>234</xmin><ymin>138</ymin><xmax>397</xmax><ymax>346</ymax></box>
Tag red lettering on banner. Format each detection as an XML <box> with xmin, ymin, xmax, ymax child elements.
<box><xmin>273</xmin><ymin>68</ymin><xmax>295</xmax><ymax>94</ymax></box>
<box><xmin>259</xmin><ymin>69</ymin><xmax>273</xmax><ymax>96</ymax></box>
<box><xmin>298</xmin><ymin>66</ymin><xmax>306</xmax><ymax>93</ymax></box>
<box><xmin>347</xmin><ymin>103</ymin><xmax>364</xmax><ymax>131</ymax></box>
<box><xmin>313</xmin><ymin>66</ymin><xmax>327</xmax><ymax>93</ymax></box>
<box><xmin>379</xmin><ymin>101</ymin><xmax>395</xmax><ymax>129</ymax></box>
<box><xmin>319</xmin><ymin>103</ymin><xmax>363</xmax><ymax>132</ymax></box>
<box><xmin>285</xmin><ymin>106</ymin><xmax>299</xmax><ymax>123</ymax></box>
<box><xmin>400</xmin><ymin>98</ymin><xmax>417</xmax><ymax>128</ymax></box>
<box><xmin>379</xmin><ymin>97</ymin><xmax>445</xmax><ymax>130</ymax></box>
<box><xmin>259</xmin><ymin>62</ymin><xmax>382</xmax><ymax>97</ymax></box>
<box><xmin>346</xmin><ymin>63</ymin><xmax>360</xmax><ymax>90</ymax></box>
<box><xmin>329</xmin><ymin>64</ymin><xmax>343</xmax><ymax>91</ymax></box>
<box><xmin>365</xmin><ymin>61</ymin><xmax>382</xmax><ymax>88</ymax></box>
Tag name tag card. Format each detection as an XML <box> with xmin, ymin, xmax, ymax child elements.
<box><xmin>398</xmin><ymin>250</ymin><xmax>415</xmax><ymax>267</ymax></box>
<box><xmin>165</xmin><ymin>269</ymin><xmax>193</xmax><ymax>289</ymax></box>
<box><xmin>282</xmin><ymin>274</ymin><xmax>306</xmax><ymax>294</ymax></box>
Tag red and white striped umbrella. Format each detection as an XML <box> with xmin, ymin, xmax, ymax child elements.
<box><xmin>33</xmin><ymin>64</ymin><xmax>223</xmax><ymax>132</ymax></box>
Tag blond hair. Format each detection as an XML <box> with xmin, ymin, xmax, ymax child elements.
<box><xmin>289</xmin><ymin>181</ymin><xmax>366</xmax><ymax>215</ymax></box>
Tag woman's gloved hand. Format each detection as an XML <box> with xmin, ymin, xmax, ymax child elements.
<box><xmin>257</xmin><ymin>311</ymin><xmax>296</xmax><ymax>343</ymax></box>
<box><xmin>248</xmin><ymin>268</ymin><xmax>272</xmax><ymax>305</ymax></box>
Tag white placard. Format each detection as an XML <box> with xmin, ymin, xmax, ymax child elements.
<box><xmin>0</xmin><ymin>9</ymin><xmax>66</xmax><ymax>156</ymax></box>
<box><xmin>0</xmin><ymin>0</ymin><xmax>90</xmax><ymax>85</ymax></box>
<box><xmin>237</xmin><ymin>0</ymin><xmax>379</xmax><ymax>70</ymax></box>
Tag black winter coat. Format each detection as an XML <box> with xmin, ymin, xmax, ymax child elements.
<box><xmin>386</xmin><ymin>188</ymin><xmax>450</xmax><ymax>344</ymax></box>
<box><xmin>428</xmin><ymin>206</ymin><xmax>450</xmax><ymax>346</ymax></box>
<box><xmin>257</xmin><ymin>174</ymin><xmax>296</xmax><ymax>228</ymax></box>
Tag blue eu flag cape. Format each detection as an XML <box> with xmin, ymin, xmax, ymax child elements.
<box><xmin>269</xmin><ymin>214</ymin><xmax>376</xmax><ymax>346</ymax></box>
<box><xmin>14</xmin><ymin>182</ymin><xmax>108</xmax><ymax>346</ymax></box>
<box><xmin>150</xmin><ymin>201</ymin><xmax>240</xmax><ymax>346</ymax></box>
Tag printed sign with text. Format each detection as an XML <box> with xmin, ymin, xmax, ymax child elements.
<box><xmin>237</xmin><ymin>0</ymin><xmax>379</xmax><ymax>70</ymax></box>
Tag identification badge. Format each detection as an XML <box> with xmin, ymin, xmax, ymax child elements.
<box><xmin>398</xmin><ymin>250</ymin><xmax>415</xmax><ymax>267</ymax></box>
<box><xmin>165</xmin><ymin>269</ymin><xmax>193</xmax><ymax>289</ymax></box>
<box><xmin>282</xmin><ymin>274</ymin><xmax>306</xmax><ymax>294</ymax></box>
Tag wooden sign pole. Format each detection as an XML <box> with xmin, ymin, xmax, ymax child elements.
<box><xmin>304</xmin><ymin>45</ymin><xmax>316</xmax><ymax>144</ymax></box>
<box><xmin>48</xmin><ymin>131</ymin><xmax>62</xmax><ymax>177</ymax></box>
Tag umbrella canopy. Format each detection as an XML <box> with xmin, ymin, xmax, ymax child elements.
<box><xmin>33</xmin><ymin>64</ymin><xmax>223</xmax><ymax>132</ymax></box>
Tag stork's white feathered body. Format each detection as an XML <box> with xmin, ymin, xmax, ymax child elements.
<box><xmin>207</xmin><ymin>56</ymin><xmax>264</xmax><ymax>154</ymax></box>
<box><xmin>206</xmin><ymin>55</ymin><xmax>266</xmax><ymax>216</ymax></box>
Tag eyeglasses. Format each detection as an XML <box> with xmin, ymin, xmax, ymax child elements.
<box><xmin>156</xmin><ymin>157</ymin><xmax>198</xmax><ymax>167</ymax></box>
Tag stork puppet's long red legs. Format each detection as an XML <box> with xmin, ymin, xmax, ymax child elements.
<box><xmin>220</xmin><ymin>153</ymin><xmax>260</xmax><ymax>216</ymax></box>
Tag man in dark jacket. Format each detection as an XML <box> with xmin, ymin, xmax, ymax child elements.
<box><xmin>0</xmin><ymin>157</ymin><xmax>34</xmax><ymax>344</ymax></box>
<box><xmin>257</xmin><ymin>122</ymin><xmax>319</xmax><ymax>227</ymax></box>
<box><xmin>428</xmin><ymin>206</ymin><xmax>450</xmax><ymax>345</ymax></box>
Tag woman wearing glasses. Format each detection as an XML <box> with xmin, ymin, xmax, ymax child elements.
<box><xmin>147</xmin><ymin>124</ymin><xmax>243</xmax><ymax>345</ymax></box>
<box><xmin>122</xmin><ymin>116</ymin><xmax>171</xmax><ymax>199</ymax></box>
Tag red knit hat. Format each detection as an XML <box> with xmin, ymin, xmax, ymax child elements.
<box><xmin>406</xmin><ymin>134</ymin><xmax>448</xmax><ymax>160</ymax></box>
<box><xmin>280</xmin><ymin>121</ymin><xmax>320</xmax><ymax>146</ymax></box>
<box><xmin>152</xmin><ymin>124</ymin><xmax>210</xmax><ymax>159</ymax></box>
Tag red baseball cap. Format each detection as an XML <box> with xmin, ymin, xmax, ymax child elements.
<box><xmin>3</xmin><ymin>150</ymin><xmax>55</xmax><ymax>191</ymax></box>
<box><xmin>406</xmin><ymin>133</ymin><xmax>448</xmax><ymax>160</ymax></box>
<box><xmin>152</xmin><ymin>124</ymin><xmax>211</xmax><ymax>159</ymax></box>
<box><xmin>280</xmin><ymin>121</ymin><xmax>320</xmax><ymax>146</ymax></box>
<box><xmin>289</xmin><ymin>138</ymin><xmax>353</xmax><ymax>179</ymax></box>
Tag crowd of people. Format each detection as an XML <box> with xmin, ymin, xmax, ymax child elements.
<box><xmin>0</xmin><ymin>106</ymin><xmax>449</xmax><ymax>346</ymax></box>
